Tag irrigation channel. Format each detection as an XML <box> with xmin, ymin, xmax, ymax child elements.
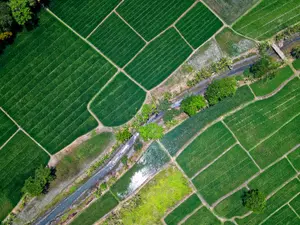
<box><xmin>34</xmin><ymin>35</ymin><xmax>299</xmax><ymax>225</ymax></box>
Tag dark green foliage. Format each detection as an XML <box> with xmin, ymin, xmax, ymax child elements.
<box><xmin>242</xmin><ymin>189</ymin><xmax>266</xmax><ymax>214</ymax></box>
<box><xmin>0</xmin><ymin>2</ymin><xmax>13</xmax><ymax>32</ymax></box>
<box><xmin>141</xmin><ymin>103</ymin><xmax>157</xmax><ymax>121</ymax></box>
<box><xmin>139</xmin><ymin>123</ymin><xmax>164</xmax><ymax>141</ymax></box>
<box><xmin>121</xmin><ymin>156</ymin><xmax>128</xmax><ymax>166</ymax></box>
<box><xmin>0</xmin><ymin>110</ymin><xmax>17</xmax><ymax>147</ymax></box>
<box><xmin>163</xmin><ymin>109</ymin><xmax>181</xmax><ymax>122</ymax></box>
<box><xmin>8</xmin><ymin>0</ymin><xmax>36</xmax><ymax>25</ymax></box>
<box><xmin>181</xmin><ymin>95</ymin><xmax>207</xmax><ymax>116</ymax></box>
<box><xmin>205</xmin><ymin>77</ymin><xmax>237</xmax><ymax>105</ymax></box>
<box><xmin>291</xmin><ymin>46</ymin><xmax>300</xmax><ymax>59</ymax></box>
<box><xmin>157</xmin><ymin>99</ymin><xmax>171</xmax><ymax>112</ymax></box>
<box><xmin>250</xmin><ymin>56</ymin><xmax>280</xmax><ymax>78</ymax></box>
<box><xmin>116</xmin><ymin>127</ymin><xmax>132</xmax><ymax>144</ymax></box>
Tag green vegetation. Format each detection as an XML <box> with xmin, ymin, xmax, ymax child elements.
<box><xmin>116</xmin><ymin>128</ymin><xmax>132</xmax><ymax>144</ymax></box>
<box><xmin>50</xmin><ymin>0</ymin><xmax>120</xmax><ymax>37</ymax></box>
<box><xmin>249</xmin><ymin>56</ymin><xmax>281</xmax><ymax>79</ymax></box>
<box><xmin>250</xmin><ymin>66</ymin><xmax>294</xmax><ymax>96</ymax></box>
<box><xmin>177</xmin><ymin>122</ymin><xmax>235</xmax><ymax>177</ymax></box>
<box><xmin>90</xmin><ymin>73</ymin><xmax>146</xmax><ymax>127</ymax></box>
<box><xmin>261</xmin><ymin>205</ymin><xmax>299</xmax><ymax>225</ymax></box>
<box><xmin>233</xmin><ymin>0</ymin><xmax>300</xmax><ymax>40</ymax></box>
<box><xmin>161</xmin><ymin>85</ymin><xmax>254</xmax><ymax>156</ymax></box>
<box><xmin>192</xmin><ymin>145</ymin><xmax>259</xmax><ymax>205</ymax></box>
<box><xmin>293</xmin><ymin>59</ymin><xmax>300</xmax><ymax>70</ymax></box>
<box><xmin>215</xmin><ymin>28</ymin><xmax>256</xmax><ymax>57</ymax></box>
<box><xmin>291</xmin><ymin>46</ymin><xmax>300</xmax><ymax>59</ymax></box>
<box><xmin>163</xmin><ymin>109</ymin><xmax>181</xmax><ymax>122</ymax></box>
<box><xmin>139</xmin><ymin>123</ymin><xmax>164</xmax><ymax>141</ymax></box>
<box><xmin>290</xmin><ymin>195</ymin><xmax>300</xmax><ymax>214</ymax></box>
<box><xmin>224</xmin><ymin>78</ymin><xmax>300</xmax><ymax>150</ymax></box>
<box><xmin>104</xmin><ymin>166</ymin><xmax>192</xmax><ymax>225</ymax></box>
<box><xmin>111</xmin><ymin>141</ymin><xmax>169</xmax><ymax>200</ymax></box>
<box><xmin>117</xmin><ymin>0</ymin><xmax>194</xmax><ymax>41</ymax></box>
<box><xmin>0</xmin><ymin>11</ymin><xmax>117</xmax><ymax>154</ymax></box>
<box><xmin>70</xmin><ymin>191</ymin><xmax>118</xmax><ymax>225</ymax></box>
<box><xmin>8</xmin><ymin>0</ymin><xmax>35</xmax><ymax>25</ymax></box>
<box><xmin>0</xmin><ymin>110</ymin><xmax>17</xmax><ymax>147</ymax></box>
<box><xmin>175</xmin><ymin>2</ymin><xmax>223</xmax><ymax>48</ymax></box>
<box><xmin>288</xmin><ymin>147</ymin><xmax>300</xmax><ymax>171</ymax></box>
<box><xmin>203</xmin><ymin>0</ymin><xmax>260</xmax><ymax>24</ymax></box>
<box><xmin>180</xmin><ymin>95</ymin><xmax>207</xmax><ymax>116</ymax></box>
<box><xmin>214</xmin><ymin>188</ymin><xmax>249</xmax><ymax>218</ymax></box>
<box><xmin>205</xmin><ymin>77</ymin><xmax>237</xmax><ymax>105</ymax></box>
<box><xmin>0</xmin><ymin>131</ymin><xmax>49</xmax><ymax>221</ymax></box>
<box><xmin>164</xmin><ymin>194</ymin><xmax>201</xmax><ymax>225</ymax></box>
<box><xmin>242</xmin><ymin>189</ymin><xmax>266</xmax><ymax>214</ymax></box>
<box><xmin>125</xmin><ymin>28</ymin><xmax>192</xmax><ymax>90</ymax></box>
<box><xmin>182</xmin><ymin>207</ymin><xmax>221</xmax><ymax>225</ymax></box>
<box><xmin>88</xmin><ymin>13</ymin><xmax>145</xmax><ymax>67</ymax></box>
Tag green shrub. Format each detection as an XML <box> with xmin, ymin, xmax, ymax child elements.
<box><xmin>249</xmin><ymin>56</ymin><xmax>280</xmax><ymax>78</ymax></box>
<box><xmin>242</xmin><ymin>189</ymin><xmax>266</xmax><ymax>214</ymax></box>
<box><xmin>181</xmin><ymin>95</ymin><xmax>207</xmax><ymax>116</ymax></box>
<box><xmin>163</xmin><ymin>109</ymin><xmax>181</xmax><ymax>122</ymax></box>
<box><xmin>116</xmin><ymin>127</ymin><xmax>132</xmax><ymax>143</ymax></box>
<box><xmin>139</xmin><ymin>123</ymin><xmax>164</xmax><ymax>141</ymax></box>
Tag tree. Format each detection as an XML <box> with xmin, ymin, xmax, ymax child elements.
<box><xmin>181</xmin><ymin>95</ymin><xmax>206</xmax><ymax>116</ymax></box>
<box><xmin>205</xmin><ymin>77</ymin><xmax>237</xmax><ymax>106</ymax></box>
<box><xmin>139</xmin><ymin>123</ymin><xmax>164</xmax><ymax>141</ymax></box>
<box><xmin>242</xmin><ymin>189</ymin><xmax>266</xmax><ymax>214</ymax></box>
<box><xmin>291</xmin><ymin>46</ymin><xmax>300</xmax><ymax>59</ymax></box>
<box><xmin>9</xmin><ymin>0</ymin><xmax>32</xmax><ymax>25</ymax></box>
<box><xmin>163</xmin><ymin>109</ymin><xmax>181</xmax><ymax>122</ymax></box>
<box><xmin>116</xmin><ymin>127</ymin><xmax>132</xmax><ymax>143</ymax></box>
<box><xmin>250</xmin><ymin>56</ymin><xmax>280</xmax><ymax>78</ymax></box>
<box><xmin>0</xmin><ymin>2</ymin><xmax>13</xmax><ymax>32</ymax></box>
<box><xmin>141</xmin><ymin>103</ymin><xmax>156</xmax><ymax>121</ymax></box>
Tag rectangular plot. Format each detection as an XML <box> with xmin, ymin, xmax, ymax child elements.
<box><xmin>125</xmin><ymin>28</ymin><xmax>192</xmax><ymax>90</ymax></box>
<box><xmin>237</xmin><ymin>178</ymin><xmax>300</xmax><ymax>225</ymax></box>
<box><xmin>224</xmin><ymin>78</ymin><xmax>300</xmax><ymax>150</ymax></box>
<box><xmin>164</xmin><ymin>194</ymin><xmax>202</xmax><ymax>225</ymax></box>
<box><xmin>290</xmin><ymin>194</ymin><xmax>300</xmax><ymax>215</ymax></box>
<box><xmin>0</xmin><ymin>131</ymin><xmax>50</xmax><ymax>221</ymax></box>
<box><xmin>261</xmin><ymin>205</ymin><xmax>300</xmax><ymax>225</ymax></box>
<box><xmin>192</xmin><ymin>145</ymin><xmax>259</xmax><ymax>205</ymax></box>
<box><xmin>176</xmin><ymin>2</ymin><xmax>223</xmax><ymax>49</ymax></box>
<box><xmin>161</xmin><ymin>85</ymin><xmax>254</xmax><ymax>156</ymax></box>
<box><xmin>50</xmin><ymin>0</ymin><xmax>120</xmax><ymax>37</ymax></box>
<box><xmin>288</xmin><ymin>147</ymin><xmax>300</xmax><ymax>172</ymax></box>
<box><xmin>0</xmin><ymin>110</ymin><xmax>17</xmax><ymax>147</ymax></box>
<box><xmin>182</xmin><ymin>207</ymin><xmax>221</xmax><ymax>225</ymax></box>
<box><xmin>176</xmin><ymin>122</ymin><xmax>236</xmax><ymax>178</ymax></box>
<box><xmin>117</xmin><ymin>0</ymin><xmax>195</xmax><ymax>41</ymax></box>
<box><xmin>250</xmin><ymin>115</ymin><xmax>300</xmax><ymax>168</ymax></box>
<box><xmin>90</xmin><ymin>73</ymin><xmax>146</xmax><ymax>127</ymax></box>
<box><xmin>233</xmin><ymin>0</ymin><xmax>300</xmax><ymax>40</ymax></box>
<box><xmin>88</xmin><ymin>13</ymin><xmax>145</xmax><ymax>67</ymax></box>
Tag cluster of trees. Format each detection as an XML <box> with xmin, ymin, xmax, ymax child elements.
<box><xmin>275</xmin><ymin>23</ymin><xmax>300</xmax><ymax>41</ymax></box>
<box><xmin>249</xmin><ymin>56</ymin><xmax>281</xmax><ymax>79</ymax></box>
<box><xmin>242</xmin><ymin>189</ymin><xmax>266</xmax><ymax>214</ymax></box>
<box><xmin>181</xmin><ymin>95</ymin><xmax>206</xmax><ymax>116</ymax></box>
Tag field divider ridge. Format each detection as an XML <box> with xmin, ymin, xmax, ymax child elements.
<box><xmin>286</xmin><ymin>156</ymin><xmax>299</xmax><ymax>174</ymax></box>
<box><xmin>178</xmin><ymin>205</ymin><xmax>204</xmax><ymax>225</ymax></box>
<box><xmin>198</xmin><ymin>0</ymin><xmax>227</xmax><ymax>27</ymax></box>
<box><xmin>0</xmin><ymin>128</ymin><xmax>20</xmax><ymax>151</ymax></box>
<box><xmin>173</xmin><ymin>26</ymin><xmax>194</xmax><ymax>50</ymax></box>
<box><xmin>247</xmin><ymin>84</ymin><xmax>258</xmax><ymax>99</ymax></box>
<box><xmin>231</xmin><ymin>0</ymin><xmax>262</xmax><ymax>26</ymax></box>
<box><xmin>289</xmin><ymin>203</ymin><xmax>300</xmax><ymax>219</ymax></box>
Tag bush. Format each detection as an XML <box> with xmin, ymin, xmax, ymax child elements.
<box><xmin>249</xmin><ymin>56</ymin><xmax>280</xmax><ymax>78</ymax></box>
<box><xmin>163</xmin><ymin>109</ymin><xmax>181</xmax><ymax>122</ymax></box>
<box><xmin>205</xmin><ymin>77</ymin><xmax>237</xmax><ymax>106</ymax></box>
<box><xmin>139</xmin><ymin>123</ymin><xmax>164</xmax><ymax>141</ymax></box>
<box><xmin>116</xmin><ymin>127</ymin><xmax>132</xmax><ymax>143</ymax></box>
<box><xmin>141</xmin><ymin>103</ymin><xmax>156</xmax><ymax>121</ymax></box>
<box><xmin>181</xmin><ymin>95</ymin><xmax>207</xmax><ymax>116</ymax></box>
<box><xmin>242</xmin><ymin>189</ymin><xmax>266</xmax><ymax>214</ymax></box>
<box><xmin>291</xmin><ymin>46</ymin><xmax>300</xmax><ymax>59</ymax></box>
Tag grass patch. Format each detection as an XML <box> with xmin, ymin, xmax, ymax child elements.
<box><xmin>175</xmin><ymin>2</ymin><xmax>223</xmax><ymax>49</ymax></box>
<box><xmin>50</xmin><ymin>0</ymin><xmax>120</xmax><ymax>37</ymax></box>
<box><xmin>250</xmin><ymin>115</ymin><xmax>300</xmax><ymax>168</ymax></box>
<box><xmin>224</xmin><ymin>78</ymin><xmax>300</xmax><ymax>150</ymax></box>
<box><xmin>90</xmin><ymin>73</ymin><xmax>146</xmax><ymax>126</ymax></box>
<box><xmin>164</xmin><ymin>194</ymin><xmax>201</xmax><ymax>225</ymax></box>
<box><xmin>250</xmin><ymin>66</ymin><xmax>294</xmax><ymax>97</ymax></box>
<box><xmin>215</xmin><ymin>27</ymin><xmax>256</xmax><ymax>57</ymax></box>
<box><xmin>125</xmin><ymin>28</ymin><xmax>192</xmax><ymax>90</ymax></box>
<box><xmin>176</xmin><ymin>122</ymin><xmax>236</xmax><ymax>177</ymax></box>
<box><xmin>182</xmin><ymin>207</ymin><xmax>221</xmax><ymax>225</ymax></box>
<box><xmin>288</xmin><ymin>147</ymin><xmax>300</xmax><ymax>172</ymax></box>
<box><xmin>117</xmin><ymin>0</ymin><xmax>195</xmax><ymax>41</ymax></box>
<box><xmin>70</xmin><ymin>191</ymin><xmax>118</xmax><ymax>225</ymax></box>
<box><xmin>111</xmin><ymin>141</ymin><xmax>170</xmax><ymax>200</ymax></box>
<box><xmin>261</xmin><ymin>205</ymin><xmax>300</xmax><ymax>225</ymax></box>
<box><xmin>0</xmin><ymin>11</ymin><xmax>117</xmax><ymax>154</ymax></box>
<box><xmin>0</xmin><ymin>110</ymin><xmax>17</xmax><ymax>147</ymax></box>
<box><xmin>214</xmin><ymin>188</ymin><xmax>249</xmax><ymax>218</ymax></box>
<box><xmin>104</xmin><ymin>166</ymin><xmax>192</xmax><ymax>225</ymax></box>
<box><xmin>233</xmin><ymin>0</ymin><xmax>300</xmax><ymax>40</ymax></box>
<box><xmin>0</xmin><ymin>131</ymin><xmax>50</xmax><ymax>221</ymax></box>
<box><xmin>161</xmin><ymin>85</ymin><xmax>254</xmax><ymax>156</ymax></box>
<box><xmin>88</xmin><ymin>13</ymin><xmax>145</xmax><ymax>67</ymax></box>
<box><xmin>293</xmin><ymin>59</ymin><xmax>300</xmax><ymax>70</ymax></box>
<box><xmin>192</xmin><ymin>145</ymin><xmax>259</xmax><ymax>205</ymax></box>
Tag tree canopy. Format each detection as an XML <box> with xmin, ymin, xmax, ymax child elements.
<box><xmin>139</xmin><ymin>123</ymin><xmax>164</xmax><ymax>141</ymax></box>
<box><xmin>181</xmin><ymin>95</ymin><xmax>206</xmax><ymax>116</ymax></box>
<box><xmin>242</xmin><ymin>189</ymin><xmax>266</xmax><ymax>214</ymax></box>
<box><xmin>0</xmin><ymin>2</ymin><xmax>13</xmax><ymax>32</ymax></box>
<box><xmin>9</xmin><ymin>0</ymin><xmax>33</xmax><ymax>25</ymax></box>
<box><xmin>116</xmin><ymin>127</ymin><xmax>132</xmax><ymax>143</ymax></box>
<box><xmin>291</xmin><ymin>46</ymin><xmax>300</xmax><ymax>59</ymax></box>
<box><xmin>249</xmin><ymin>56</ymin><xmax>280</xmax><ymax>78</ymax></box>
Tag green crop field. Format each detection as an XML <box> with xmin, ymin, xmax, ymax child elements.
<box><xmin>90</xmin><ymin>73</ymin><xmax>146</xmax><ymax>127</ymax></box>
<box><xmin>214</xmin><ymin>188</ymin><xmax>249</xmax><ymax>218</ymax></box>
<box><xmin>250</xmin><ymin>66</ymin><xmax>294</xmax><ymax>97</ymax></box>
<box><xmin>261</xmin><ymin>205</ymin><xmax>300</xmax><ymax>225</ymax></box>
<box><xmin>70</xmin><ymin>191</ymin><xmax>119</xmax><ymax>225</ymax></box>
<box><xmin>290</xmin><ymin>195</ymin><xmax>300</xmax><ymax>214</ymax></box>
<box><xmin>0</xmin><ymin>111</ymin><xmax>17</xmax><ymax>147</ymax></box>
<box><xmin>164</xmin><ymin>194</ymin><xmax>201</xmax><ymax>225</ymax></box>
<box><xmin>88</xmin><ymin>13</ymin><xmax>145</xmax><ymax>67</ymax></box>
<box><xmin>111</xmin><ymin>141</ymin><xmax>169</xmax><ymax>200</ymax></box>
<box><xmin>250</xmin><ymin>115</ymin><xmax>300</xmax><ymax>168</ymax></box>
<box><xmin>224</xmin><ymin>78</ymin><xmax>300</xmax><ymax>150</ymax></box>
<box><xmin>203</xmin><ymin>0</ymin><xmax>260</xmax><ymax>24</ymax></box>
<box><xmin>192</xmin><ymin>145</ymin><xmax>259</xmax><ymax>205</ymax></box>
<box><xmin>176</xmin><ymin>122</ymin><xmax>236</xmax><ymax>177</ymax></box>
<box><xmin>117</xmin><ymin>0</ymin><xmax>195</xmax><ymax>41</ymax></box>
<box><xmin>233</xmin><ymin>0</ymin><xmax>300</xmax><ymax>40</ymax></box>
<box><xmin>161</xmin><ymin>85</ymin><xmax>254</xmax><ymax>156</ymax></box>
<box><xmin>50</xmin><ymin>0</ymin><xmax>120</xmax><ymax>37</ymax></box>
<box><xmin>0</xmin><ymin>12</ymin><xmax>117</xmax><ymax>154</ymax></box>
<box><xmin>0</xmin><ymin>132</ymin><xmax>49</xmax><ymax>221</ymax></box>
<box><xmin>175</xmin><ymin>2</ymin><xmax>223</xmax><ymax>49</ymax></box>
<box><xmin>125</xmin><ymin>28</ymin><xmax>192</xmax><ymax>90</ymax></box>
<box><xmin>288</xmin><ymin>147</ymin><xmax>300</xmax><ymax>171</ymax></box>
<box><xmin>182</xmin><ymin>207</ymin><xmax>221</xmax><ymax>225</ymax></box>
<box><xmin>293</xmin><ymin>59</ymin><xmax>300</xmax><ymax>70</ymax></box>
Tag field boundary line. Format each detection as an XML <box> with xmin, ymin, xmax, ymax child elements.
<box><xmin>289</xmin><ymin>203</ymin><xmax>300</xmax><ymax>219</ymax></box>
<box><xmin>232</xmin><ymin>0</ymin><xmax>263</xmax><ymax>26</ymax></box>
<box><xmin>173</xmin><ymin>26</ymin><xmax>194</xmax><ymax>50</ymax></box>
<box><xmin>178</xmin><ymin>205</ymin><xmax>203</xmax><ymax>225</ymax></box>
<box><xmin>286</xmin><ymin>156</ymin><xmax>299</xmax><ymax>173</ymax></box>
<box><xmin>0</xmin><ymin>128</ymin><xmax>20</xmax><ymax>151</ymax></box>
<box><xmin>198</xmin><ymin>0</ymin><xmax>227</xmax><ymax>27</ymax></box>
<box><xmin>247</xmin><ymin>84</ymin><xmax>257</xmax><ymax>99</ymax></box>
<box><xmin>86</xmin><ymin>0</ymin><xmax>124</xmax><ymax>39</ymax></box>
<box><xmin>190</xmin><ymin>143</ymin><xmax>238</xmax><ymax>180</ymax></box>
<box><xmin>0</xmin><ymin>107</ymin><xmax>52</xmax><ymax>156</ymax></box>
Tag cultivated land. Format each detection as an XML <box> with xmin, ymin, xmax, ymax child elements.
<box><xmin>90</xmin><ymin>73</ymin><xmax>146</xmax><ymax>127</ymax></box>
<box><xmin>182</xmin><ymin>206</ymin><xmax>221</xmax><ymax>225</ymax></box>
<box><xmin>233</xmin><ymin>0</ymin><xmax>300</xmax><ymax>40</ymax></box>
<box><xmin>0</xmin><ymin>110</ymin><xmax>17</xmax><ymax>147</ymax></box>
<box><xmin>288</xmin><ymin>147</ymin><xmax>300</xmax><ymax>171</ymax></box>
<box><xmin>293</xmin><ymin>59</ymin><xmax>300</xmax><ymax>70</ymax></box>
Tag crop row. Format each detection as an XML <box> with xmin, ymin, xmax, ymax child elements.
<box><xmin>0</xmin><ymin>111</ymin><xmax>17</xmax><ymax>147</ymax></box>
